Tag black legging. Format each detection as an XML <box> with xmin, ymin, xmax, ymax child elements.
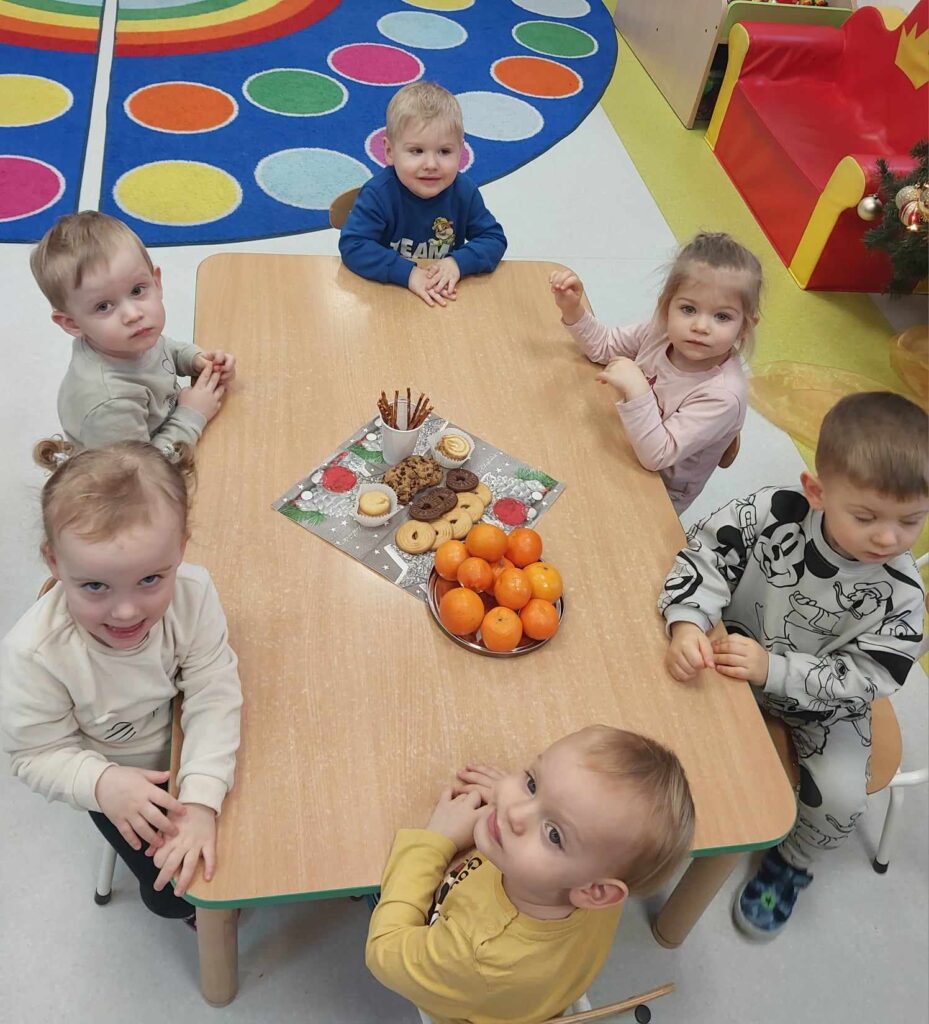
<box><xmin>89</xmin><ymin>807</ymin><xmax>194</xmax><ymax>920</ymax></box>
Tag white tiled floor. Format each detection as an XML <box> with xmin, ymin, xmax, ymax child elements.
<box><xmin>1</xmin><ymin>65</ymin><xmax>927</xmax><ymax>1024</ymax></box>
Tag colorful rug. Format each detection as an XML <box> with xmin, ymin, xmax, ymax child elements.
<box><xmin>0</xmin><ymin>0</ymin><xmax>618</xmax><ymax>244</ymax></box>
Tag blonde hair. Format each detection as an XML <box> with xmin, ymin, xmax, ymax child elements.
<box><xmin>31</xmin><ymin>211</ymin><xmax>153</xmax><ymax>312</ymax></box>
<box><xmin>580</xmin><ymin>725</ymin><xmax>695</xmax><ymax>897</ymax></box>
<box><xmin>655</xmin><ymin>232</ymin><xmax>763</xmax><ymax>362</ymax></box>
<box><xmin>385</xmin><ymin>81</ymin><xmax>463</xmax><ymax>142</ymax></box>
<box><xmin>816</xmin><ymin>392</ymin><xmax>928</xmax><ymax>500</ymax></box>
<box><xmin>40</xmin><ymin>441</ymin><xmax>196</xmax><ymax>554</ymax></box>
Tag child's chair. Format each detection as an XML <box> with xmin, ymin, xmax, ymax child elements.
<box><xmin>416</xmin><ymin>981</ymin><xmax>674</xmax><ymax>1023</ymax></box>
<box><xmin>329</xmin><ymin>187</ymin><xmax>362</xmax><ymax>230</ymax></box>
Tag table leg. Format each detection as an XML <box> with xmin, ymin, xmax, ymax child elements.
<box><xmin>196</xmin><ymin>907</ymin><xmax>239</xmax><ymax>1006</ymax></box>
<box><xmin>652</xmin><ymin>852</ymin><xmax>742</xmax><ymax>948</ymax></box>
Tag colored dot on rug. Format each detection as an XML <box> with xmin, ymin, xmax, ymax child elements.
<box><xmin>456</xmin><ymin>91</ymin><xmax>544</xmax><ymax>141</ymax></box>
<box><xmin>377</xmin><ymin>11</ymin><xmax>467</xmax><ymax>49</ymax></box>
<box><xmin>492</xmin><ymin>56</ymin><xmax>581</xmax><ymax>98</ymax></box>
<box><xmin>513</xmin><ymin>21</ymin><xmax>597</xmax><ymax>58</ymax></box>
<box><xmin>0</xmin><ymin>74</ymin><xmax>72</xmax><ymax>128</ymax></box>
<box><xmin>0</xmin><ymin>156</ymin><xmax>64</xmax><ymax>222</ymax></box>
<box><xmin>114</xmin><ymin>161</ymin><xmax>241</xmax><ymax>225</ymax></box>
<box><xmin>512</xmin><ymin>0</ymin><xmax>590</xmax><ymax>16</ymax></box>
<box><xmin>125</xmin><ymin>82</ymin><xmax>237</xmax><ymax>133</ymax></box>
<box><xmin>255</xmin><ymin>148</ymin><xmax>372</xmax><ymax>209</ymax></box>
<box><xmin>243</xmin><ymin>69</ymin><xmax>346</xmax><ymax>116</ymax></box>
<box><xmin>401</xmin><ymin>0</ymin><xmax>473</xmax><ymax>10</ymax></box>
<box><xmin>365</xmin><ymin>126</ymin><xmax>473</xmax><ymax>171</ymax></box>
<box><xmin>328</xmin><ymin>43</ymin><xmax>423</xmax><ymax>86</ymax></box>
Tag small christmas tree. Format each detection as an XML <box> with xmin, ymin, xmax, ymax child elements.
<box><xmin>863</xmin><ymin>140</ymin><xmax>928</xmax><ymax>293</ymax></box>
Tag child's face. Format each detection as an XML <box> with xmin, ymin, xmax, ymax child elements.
<box><xmin>472</xmin><ymin>732</ymin><xmax>634</xmax><ymax>910</ymax></box>
<box><xmin>802</xmin><ymin>472</ymin><xmax>929</xmax><ymax>563</ymax></box>
<box><xmin>384</xmin><ymin>119</ymin><xmax>462</xmax><ymax>199</ymax></box>
<box><xmin>46</xmin><ymin>500</ymin><xmax>186</xmax><ymax>650</ymax></box>
<box><xmin>52</xmin><ymin>240</ymin><xmax>165</xmax><ymax>361</ymax></box>
<box><xmin>664</xmin><ymin>267</ymin><xmax>751</xmax><ymax>371</ymax></box>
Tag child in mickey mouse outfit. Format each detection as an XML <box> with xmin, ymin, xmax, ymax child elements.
<box><xmin>659</xmin><ymin>392</ymin><xmax>928</xmax><ymax>940</ymax></box>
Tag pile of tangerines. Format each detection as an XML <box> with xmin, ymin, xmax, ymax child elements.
<box><xmin>434</xmin><ymin>524</ymin><xmax>563</xmax><ymax>653</ymax></box>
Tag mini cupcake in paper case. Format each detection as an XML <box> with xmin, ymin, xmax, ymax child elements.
<box><xmin>352</xmin><ymin>484</ymin><xmax>398</xmax><ymax>528</ymax></box>
<box><xmin>431</xmin><ymin>429</ymin><xmax>474</xmax><ymax>469</ymax></box>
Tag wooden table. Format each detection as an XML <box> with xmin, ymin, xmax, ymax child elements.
<box><xmin>614</xmin><ymin>0</ymin><xmax>851</xmax><ymax>128</ymax></box>
<box><xmin>183</xmin><ymin>254</ymin><xmax>796</xmax><ymax>1005</ymax></box>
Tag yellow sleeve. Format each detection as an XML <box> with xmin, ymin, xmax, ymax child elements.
<box><xmin>366</xmin><ymin>829</ymin><xmax>491</xmax><ymax>1017</ymax></box>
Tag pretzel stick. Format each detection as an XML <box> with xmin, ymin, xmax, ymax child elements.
<box><xmin>410</xmin><ymin>392</ymin><xmax>425</xmax><ymax>428</ymax></box>
<box><xmin>414</xmin><ymin>393</ymin><xmax>430</xmax><ymax>428</ymax></box>
<box><xmin>406</xmin><ymin>387</ymin><xmax>411</xmax><ymax>428</ymax></box>
<box><xmin>393</xmin><ymin>390</ymin><xmax>399</xmax><ymax>429</ymax></box>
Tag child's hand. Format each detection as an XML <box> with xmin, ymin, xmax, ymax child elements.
<box><xmin>408</xmin><ymin>266</ymin><xmax>446</xmax><ymax>308</ymax></box>
<box><xmin>549</xmin><ymin>269</ymin><xmax>584</xmax><ymax>325</ymax></box>
<box><xmin>94</xmin><ymin>766</ymin><xmax>186</xmax><ymax>851</ymax></box>
<box><xmin>151</xmin><ymin>803</ymin><xmax>217</xmax><ymax>897</ymax></box>
<box><xmin>426</xmin><ymin>787</ymin><xmax>482</xmax><ymax>851</ymax></box>
<box><xmin>666</xmin><ymin>621</ymin><xmax>716</xmax><ymax>682</ymax></box>
<box><xmin>178</xmin><ymin>368</ymin><xmax>225</xmax><ymax>422</ymax></box>
<box><xmin>596</xmin><ymin>357</ymin><xmax>650</xmax><ymax>400</ymax></box>
<box><xmin>424</xmin><ymin>258</ymin><xmax>460</xmax><ymax>299</ymax></box>
<box><xmin>712</xmin><ymin>635</ymin><xmax>769</xmax><ymax>686</ymax></box>
<box><xmin>197</xmin><ymin>350</ymin><xmax>236</xmax><ymax>385</ymax></box>
<box><xmin>454</xmin><ymin>763</ymin><xmax>504</xmax><ymax>805</ymax></box>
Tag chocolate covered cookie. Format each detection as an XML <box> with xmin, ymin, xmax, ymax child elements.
<box><xmin>410</xmin><ymin>486</ymin><xmax>457</xmax><ymax>522</ymax></box>
<box><xmin>446</xmin><ymin>468</ymin><xmax>479</xmax><ymax>493</ymax></box>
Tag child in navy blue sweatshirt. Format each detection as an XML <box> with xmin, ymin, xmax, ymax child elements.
<box><xmin>338</xmin><ymin>82</ymin><xmax>507</xmax><ymax>308</ymax></box>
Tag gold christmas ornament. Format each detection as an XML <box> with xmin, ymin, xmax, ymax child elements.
<box><xmin>856</xmin><ymin>194</ymin><xmax>883</xmax><ymax>220</ymax></box>
<box><xmin>894</xmin><ymin>184</ymin><xmax>920</xmax><ymax>210</ymax></box>
<box><xmin>900</xmin><ymin>200</ymin><xmax>922</xmax><ymax>232</ymax></box>
<box><xmin>917</xmin><ymin>184</ymin><xmax>929</xmax><ymax>220</ymax></box>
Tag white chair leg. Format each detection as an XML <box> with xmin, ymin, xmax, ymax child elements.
<box><xmin>566</xmin><ymin>992</ymin><xmax>594</xmax><ymax>1014</ymax></box>
<box><xmin>95</xmin><ymin>842</ymin><xmax>117</xmax><ymax>904</ymax></box>
<box><xmin>873</xmin><ymin>768</ymin><xmax>929</xmax><ymax>874</ymax></box>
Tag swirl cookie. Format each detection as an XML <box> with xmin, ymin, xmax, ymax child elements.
<box><xmin>446</xmin><ymin>468</ymin><xmax>479</xmax><ymax>493</ymax></box>
<box><xmin>430</xmin><ymin>519</ymin><xmax>454</xmax><ymax>550</ymax></box>
<box><xmin>395</xmin><ymin>521</ymin><xmax>436</xmax><ymax>555</ymax></box>
<box><xmin>441</xmin><ymin>509</ymin><xmax>473</xmax><ymax>540</ymax></box>
<box><xmin>455</xmin><ymin>492</ymin><xmax>485</xmax><ymax>521</ymax></box>
<box><xmin>474</xmin><ymin>481</ymin><xmax>492</xmax><ymax>506</ymax></box>
<box><xmin>410</xmin><ymin>487</ymin><xmax>457</xmax><ymax>522</ymax></box>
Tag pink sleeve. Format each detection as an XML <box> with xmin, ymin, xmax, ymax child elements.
<box><xmin>617</xmin><ymin>388</ymin><xmax>744</xmax><ymax>472</ymax></box>
<box><xmin>564</xmin><ymin>311</ymin><xmax>652</xmax><ymax>365</ymax></box>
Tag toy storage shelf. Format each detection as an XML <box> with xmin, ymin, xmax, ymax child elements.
<box><xmin>613</xmin><ymin>0</ymin><xmax>852</xmax><ymax>128</ymax></box>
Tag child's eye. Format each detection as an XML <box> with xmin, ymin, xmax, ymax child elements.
<box><xmin>81</xmin><ymin>581</ymin><xmax>107</xmax><ymax>593</ymax></box>
<box><xmin>525</xmin><ymin>771</ymin><xmax>536</xmax><ymax>795</ymax></box>
<box><xmin>854</xmin><ymin>516</ymin><xmax>873</xmax><ymax>524</ymax></box>
<box><xmin>139</xmin><ymin>574</ymin><xmax>162</xmax><ymax>586</ymax></box>
<box><xmin>131</xmin><ymin>285</ymin><xmax>146</xmax><ymax>296</ymax></box>
<box><xmin>715</xmin><ymin>313</ymin><xmax>732</xmax><ymax>322</ymax></box>
<box><xmin>546</xmin><ymin>825</ymin><xmax>562</xmax><ymax>848</ymax></box>
<box><xmin>95</xmin><ymin>302</ymin><xmax>112</xmax><ymax>313</ymax></box>
<box><xmin>680</xmin><ymin>304</ymin><xmax>695</xmax><ymax>314</ymax></box>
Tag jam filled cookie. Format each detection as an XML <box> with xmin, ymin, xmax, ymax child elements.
<box><xmin>410</xmin><ymin>487</ymin><xmax>457</xmax><ymax>522</ymax></box>
<box><xmin>395</xmin><ymin>520</ymin><xmax>436</xmax><ymax>555</ymax></box>
<box><xmin>446</xmin><ymin>468</ymin><xmax>479</xmax><ymax>493</ymax></box>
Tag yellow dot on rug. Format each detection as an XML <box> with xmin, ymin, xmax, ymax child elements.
<box><xmin>0</xmin><ymin>75</ymin><xmax>72</xmax><ymax>128</ymax></box>
<box><xmin>403</xmin><ymin>0</ymin><xmax>474</xmax><ymax>11</ymax></box>
<box><xmin>113</xmin><ymin>161</ymin><xmax>241</xmax><ymax>226</ymax></box>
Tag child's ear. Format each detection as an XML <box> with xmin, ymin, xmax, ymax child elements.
<box><xmin>153</xmin><ymin>265</ymin><xmax>163</xmax><ymax>290</ymax></box>
<box><xmin>42</xmin><ymin>544</ymin><xmax>61</xmax><ymax>580</ymax></box>
<box><xmin>801</xmin><ymin>470</ymin><xmax>825</xmax><ymax>511</ymax></box>
<box><xmin>51</xmin><ymin>310</ymin><xmax>82</xmax><ymax>339</ymax></box>
<box><xmin>569</xmin><ymin>878</ymin><xmax>628</xmax><ymax>911</ymax></box>
<box><xmin>383</xmin><ymin>137</ymin><xmax>395</xmax><ymax>166</ymax></box>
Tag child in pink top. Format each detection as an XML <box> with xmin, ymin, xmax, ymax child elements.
<box><xmin>550</xmin><ymin>233</ymin><xmax>763</xmax><ymax>513</ymax></box>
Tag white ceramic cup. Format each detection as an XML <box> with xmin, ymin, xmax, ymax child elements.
<box><xmin>381</xmin><ymin>399</ymin><xmax>423</xmax><ymax>464</ymax></box>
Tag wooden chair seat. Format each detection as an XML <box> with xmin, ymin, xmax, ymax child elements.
<box><xmin>329</xmin><ymin>187</ymin><xmax>362</xmax><ymax>230</ymax></box>
<box><xmin>764</xmin><ymin>697</ymin><xmax>902</xmax><ymax>795</ymax></box>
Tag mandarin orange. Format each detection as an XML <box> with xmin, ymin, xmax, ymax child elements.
<box><xmin>434</xmin><ymin>540</ymin><xmax>469</xmax><ymax>581</ymax></box>
<box><xmin>439</xmin><ymin>586</ymin><xmax>485</xmax><ymax>636</ymax></box>
<box><xmin>457</xmin><ymin>556</ymin><xmax>494</xmax><ymax>593</ymax></box>
<box><xmin>493</xmin><ymin>568</ymin><xmax>533</xmax><ymax>610</ymax></box>
<box><xmin>523</xmin><ymin>562</ymin><xmax>563</xmax><ymax>603</ymax></box>
<box><xmin>465</xmin><ymin>523</ymin><xmax>508</xmax><ymax>563</ymax></box>
<box><xmin>481</xmin><ymin>606</ymin><xmax>523</xmax><ymax>652</ymax></box>
<box><xmin>520</xmin><ymin>598</ymin><xmax>560</xmax><ymax>640</ymax></box>
<box><xmin>505</xmin><ymin>527</ymin><xmax>542</xmax><ymax>568</ymax></box>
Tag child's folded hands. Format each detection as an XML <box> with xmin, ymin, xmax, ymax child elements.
<box><xmin>149</xmin><ymin>803</ymin><xmax>218</xmax><ymax>897</ymax></box>
<box><xmin>427</xmin><ymin>787</ymin><xmax>483</xmax><ymax>851</ymax></box>
<box><xmin>94</xmin><ymin>765</ymin><xmax>186</xmax><ymax>851</ymax></box>
<box><xmin>454</xmin><ymin>763</ymin><xmax>503</xmax><ymax>805</ymax></box>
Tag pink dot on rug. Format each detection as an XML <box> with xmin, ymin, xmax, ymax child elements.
<box><xmin>328</xmin><ymin>43</ymin><xmax>423</xmax><ymax>86</ymax></box>
<box><xmin>0</xmin><ymin>155</ymin><xmax>64</xmax><ymax>221</ymax></box>
<box><xmin>365</xmin><ymin>126</ymin><xmax>473</xmax><ymax>170</ymax></box>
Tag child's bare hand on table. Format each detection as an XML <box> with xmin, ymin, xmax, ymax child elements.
<box><xmin>408</xmin><ymin>266</ymin><xmax>448</xmax><ymax>308</ymax></box>
<box><xmin>427</xmin><ymin>788</ymin><xmax>483</xmax><ymax>851</ymax></box>
<box><xmin>666</xmin><ymin>621</ymin><xmax>716</xmax><ymax>682</ymax></box>
<box><xmin>549</xmin><ymin>269</ymin><xmax>584</xmax><ymax>325</ymax></box>
<box><xmin>596</xmin><ymin>357</ymin><xmax>650</xmax><ymax>401</ymax></box>
<box><xmin>712</xmin><ymin>635</ymin><xmax>769</xmax><ymax>686</ymax></box>
<box><xmin>424</xmin><ymin>257</ymin><xmax>460</xmax><ymax>300</ymax></box>
<box><xmin>95</xmin><ymin>765</ymin><xmax>186</xmax><ymax>851</ymax></box>
<box><xmin>454</xmin><ymin>763</ymin><xmax>504</xmax><ymax>805</ymax></box>
<box><xmin>178</xmin><ymin>368</ymin><xmax>225</xmax><ymax>422</ymax></box>
<box><xmin>149</xmin><ymin>803</ymin><xmax>217</xmax><ymax>897</ymax></box>
<box><xmin>194</xmin><ymin>350</ymin><xmax>236</xmax><ymax>385</ymax></box>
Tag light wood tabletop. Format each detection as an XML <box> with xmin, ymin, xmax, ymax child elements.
<box><xmin>183</xmin><ymin>254</ymin><xmax>796</xmax><ymax>1003</ymax></box>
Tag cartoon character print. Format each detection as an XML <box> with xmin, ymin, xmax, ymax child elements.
<box><xmin>747</xmin><ymin>490</ymin><xmax>838</xmax><ymax>588</ymax></box>
<box><xmin>162</xmin><ymin>353</ymin><xmax>180</xmax><ymax>411</ymax></box>
<box><xmin>658</xmin><ymin>551</ymin><xmax>703</xmax><ymax>613</ymax></box>
<box><xmin>791</xmin><ymin>810</ymin><xmax>863</xmax><ymax>852</ymax></box>
<box><xmin>431</xmin><ymin>217</ymin><xmax>455</xmax><ymax>249</ymax></box>
<box><xmin>426</xmin><ymin>853</ymin><xmax>482</xmax><ymax>926</ymax></box>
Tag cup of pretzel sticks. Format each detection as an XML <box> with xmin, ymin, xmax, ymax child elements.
<box><xmin>378</xmin><ymin>389</ymin><xmax>433</xmax><ymax>465</ymax></box>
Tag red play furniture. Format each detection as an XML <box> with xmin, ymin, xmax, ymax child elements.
<box><xmin>707</xmin><ymin>0</ymin><xmax>928</xmax><ymax>291</ymax></box>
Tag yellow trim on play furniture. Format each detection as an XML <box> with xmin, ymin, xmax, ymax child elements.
<box><xmin>875</xmin><ymin>7</ymin><xmax>907</xmax><ymax>30</ymax></box>
<box><xmin>788</xmin><ymin>156</ymin><xmax>866</xmax><ymax>289</ymax></box>
<box><xmin>705</xmin><ymin>23</ymin><xmax>750</xmax><ymax>150</ymax></box>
